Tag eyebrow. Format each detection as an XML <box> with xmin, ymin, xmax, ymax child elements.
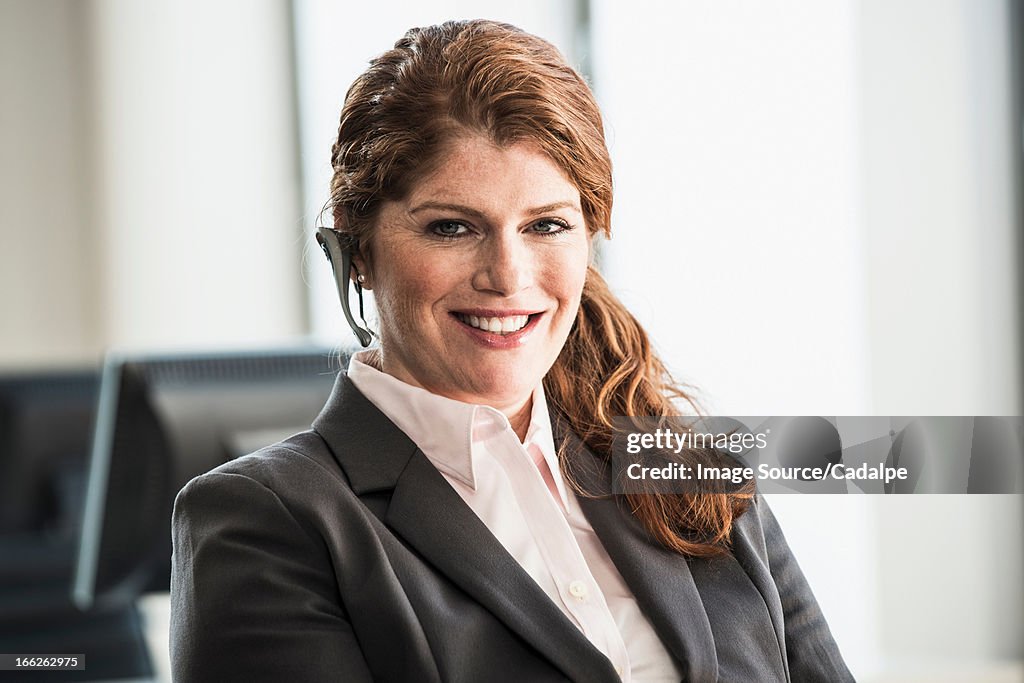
<box><xmin>408</xmin><ymin>200</ymin><xmax>581</xmax><ymax>218</ymax></box>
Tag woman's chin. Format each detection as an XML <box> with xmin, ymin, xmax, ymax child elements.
<box><xmin>457</xmin><ymin>371</ymin><xmax>538</xmax><ymax>408</ymax></box>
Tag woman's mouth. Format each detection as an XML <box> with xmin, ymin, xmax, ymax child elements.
<box><xmin>450</xmin><ymin>310</ymin><xmax>543</xmax><ymax>347</ymax></box>
<box><xmin>453</xmin><ymin>313</ymin><xmax>532</xmax><ymax>334</ymax></box>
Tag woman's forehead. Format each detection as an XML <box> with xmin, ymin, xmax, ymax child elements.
<box><xmin>401</xmin><ymin>135</ymin><xmax>582</xmax><ymax>210</ymax></box>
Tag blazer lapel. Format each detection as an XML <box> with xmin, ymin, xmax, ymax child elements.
<box><xmin>387</xmin><ymin>454</ymin><xmax>620</xmax><ymax>682</ymax></box>
<box><xmin>313</xmin><ymin>374</ymin><xmax>620</xmax><ymax>683</ymax></box>
<box><xmin>555</xmin><ymin>423</ymin><xmax>719</xmax><ymax>683</ymax></box>
<box><xmin>728</xmin><ymin>500</ymin><xmax>790</xmax><ymax>676</ymax></box>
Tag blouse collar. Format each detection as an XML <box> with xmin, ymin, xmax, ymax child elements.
<box><xmin>346</xmin><ymin>349</ymin><xmax>568</xmax><ymax>508</ymax></box>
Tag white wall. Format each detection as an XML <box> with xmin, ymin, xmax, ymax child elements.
<box><xmin>858</xmin><ymin>0</ymin><xmax>1023</xmax><ymax>676</ymax></box>
<box><xmin>0</xmin><ymin>0</ymin><xmax>307</xmax><ymax>369</ymax></box>
<box><xmin>590</xmin><ymin>0</ymin><xmax>871</xmax><ymax>418</ymax></box>
<box><xmin>860</xmin><ymin>0</ymin><xmax>1020</xmax><ymax>417</ymax></box>
<box><xmin>0</xmin><ymin>1</ymin><xmax>101</xmax><ymax>367</ymax></box>
<box><xmin>87</xmin><ymin>0</ymin><xmax>306</xmax><ymax>351</ymax></box>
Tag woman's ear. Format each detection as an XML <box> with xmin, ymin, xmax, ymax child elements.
<box><xmin>350</xmin><ymin>248</ymin><xmax>371</xmax><ymax>290</ymax></box>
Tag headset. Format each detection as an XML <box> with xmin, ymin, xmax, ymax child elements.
<box><xmin>316</xmin><ymin>227</ymin><xmax>374</xmax><ymax>347</ymax></box>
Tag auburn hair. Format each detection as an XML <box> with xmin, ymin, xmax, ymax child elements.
<box><xmin>327</xmin><ymin>19</ymin><xmax>752</xmax><ymax>557</ymax></box>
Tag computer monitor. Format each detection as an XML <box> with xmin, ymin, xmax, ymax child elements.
<box><xmin>0</xmin><ymin>368</ymin><xmax>153</xmax><ymax>681</ymax></box>
<box><xmin>0</xmin><ymin>369</ymin><xmax>98</xmax><ymax>538</ymax></box>
<box><xmin>72</xmin><ymin>346</ymin><xmax>344</xmax><ymax>612</ymax></box>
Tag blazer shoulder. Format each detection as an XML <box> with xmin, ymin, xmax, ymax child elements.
<box><xmin>218</xmin><ymin>428</ymin><xmax>338</xmax><ymax>477</ymax></box>
<box><xmin>177</xmin><ymin>429</ymin><xmax>354</xmax><ymax>514</ymax></box>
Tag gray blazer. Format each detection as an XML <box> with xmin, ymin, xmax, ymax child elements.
<box><xmin>170</xmin><ymin>373</ymin><xmax>854</xmax><ymax>682</ymax></box>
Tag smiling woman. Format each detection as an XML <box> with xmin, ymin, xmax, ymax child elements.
<box><xmin>169</xmin><ymin>19</ymin><xmax>854</xmax><ymax>683</ymax></box>
<box><xmin>362</xmin><ymin>136</ymin><xmax>590</xmax><ymax>438</ymax></box>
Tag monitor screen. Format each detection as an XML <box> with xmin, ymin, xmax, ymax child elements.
<box><xmin>0</xmin><ymin>369</ymin><xmax>98</xmax><ymax>539</ymax></box>
<box><xmin>72</xmin><ymin>346</ymin><xmax>344</xmax><ymax>612</ymax></box>
<box><xmin>0</xmin><ymin>368</ymin><xmax>155</xmax><ymax>681</ymax></box>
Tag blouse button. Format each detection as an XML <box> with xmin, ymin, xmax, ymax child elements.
<box><xmin>568</xmin><ymin>580</ymin><xmax>588</xmax><ymax>600</ymax></box>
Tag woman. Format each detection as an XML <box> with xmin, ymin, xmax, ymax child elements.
<box><xmin>170</xmin><ymin>19</ymin><xmax>853</xmax><ymax>682</ymax></box>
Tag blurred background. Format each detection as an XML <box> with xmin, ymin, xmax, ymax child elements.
<box><xmin>1</xmin><ymin>0</ymin><xmax>1021</xmax><ymax>681</ymax></box>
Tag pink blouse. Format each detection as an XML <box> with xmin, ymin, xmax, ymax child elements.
<box><xmin>347</xmin><ymin>350</ymin><xmax>682</xmax><ymax>682</ymax></box>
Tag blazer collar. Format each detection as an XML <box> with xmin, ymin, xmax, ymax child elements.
<box><xmin>312</xmin><ymin>373</ymin><xmax>621</xmax><ymax>683</ymax></box>
<box><xmin>312</xmin><ymin>371</ymin><xmax>419</xmax><ymax>494</ymax></box>
<box><xmin>345</xmin><ymin>350</ymin><xmax>569</xmax><ymax>509</ymax></box>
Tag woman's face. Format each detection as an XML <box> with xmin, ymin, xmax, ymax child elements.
<box><xmin>359</xmin><ymin>135</ymin><xmax>592</xmax><ymax>410</ymax></box>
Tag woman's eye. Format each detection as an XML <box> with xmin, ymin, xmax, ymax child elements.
<box><xmin>531</xmin><ymin>219</ymin><xmax>571</xmax><ymax>235</ymax></box>
<box><xmin>430</xmin><ymin>221</ymin><xmax>470</xmax><ymax>238</ymax></box>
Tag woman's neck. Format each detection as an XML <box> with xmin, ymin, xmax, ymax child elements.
<box><xmin>506</xmin><ymin>396</ymin><xmax>532</xmax><ymax>443</ymax></box>
<box><xmin>365</xmin><ymin>346</ymin><xmax>534</xmax><ymax>443</ymax></box>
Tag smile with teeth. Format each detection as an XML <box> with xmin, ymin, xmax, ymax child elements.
<box><xmin>454</xmin><ymin>313</ymin><xmax>533</xmax><ymax>334</ymax></box>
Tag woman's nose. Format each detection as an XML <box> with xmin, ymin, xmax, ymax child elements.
<box><xmin>471</xmin><ymin>231</ymin><xmax>531</xmax><ymax>296</ymax></box>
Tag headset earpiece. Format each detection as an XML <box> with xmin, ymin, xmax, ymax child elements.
<box><xmin>316</xmin><ymin>227</ymin><xmax>373</xmax><ymax>348</ymax></box>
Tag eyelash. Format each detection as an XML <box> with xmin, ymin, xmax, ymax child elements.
<box><xmin>429</xmin><ymin>218</ymin><xmax>574</xmax><ymax>241</ymax></box>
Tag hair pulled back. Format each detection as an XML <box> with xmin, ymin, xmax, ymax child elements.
<box><xmin>327</xmin><ymin>19</ymin><xmax>751</xmax><ymax>557</ymax></box>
